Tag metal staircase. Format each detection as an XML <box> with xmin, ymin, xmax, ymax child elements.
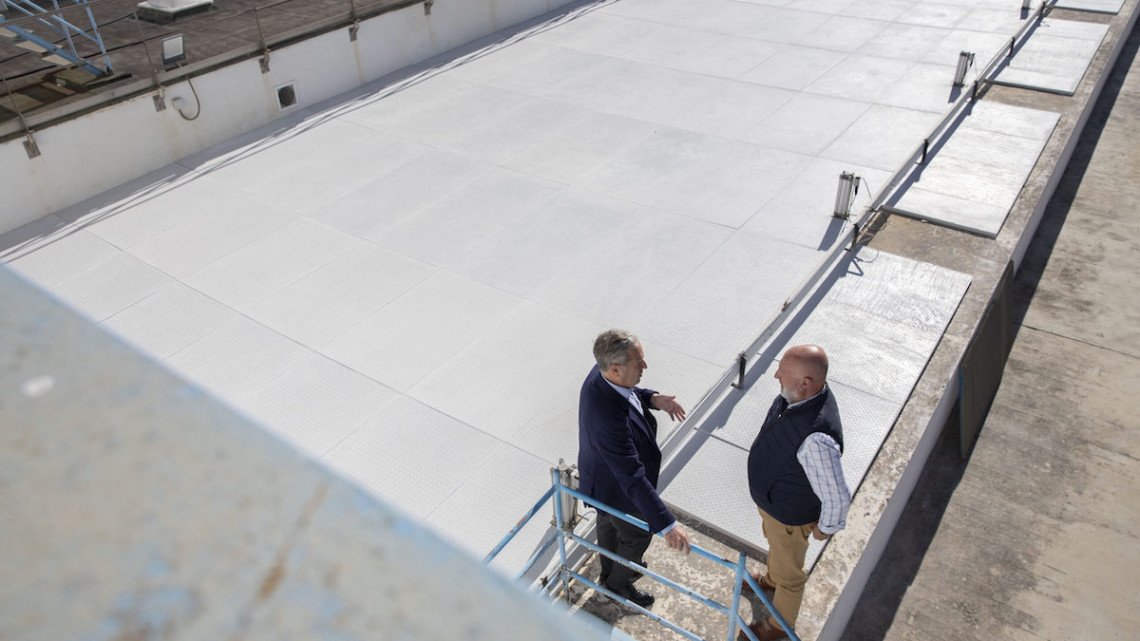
<box><xmin>0</xmin><ymin>0</ymin><xmax>112</xmax><ymax>77</ymax></box>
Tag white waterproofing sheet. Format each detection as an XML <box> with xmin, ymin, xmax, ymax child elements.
<box><xmin>660</xmin><ymin>249</ymin><xmax>972</xmax><ymax>570</ymax></box>
<box><xmin>0</xmin><ymin>0</ymin><xmax>1045</xmax><ymax>571</ymax></box>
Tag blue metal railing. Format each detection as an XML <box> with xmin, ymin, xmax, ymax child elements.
<box><xmin>0</xmin><ymin>0</ymin><xmax>112</xmax><ymax>76</ymax></box>
<box><xmin>484</xmin><ymin>468</ymin><xmax>802</xmax><ymax>641</ymax></box>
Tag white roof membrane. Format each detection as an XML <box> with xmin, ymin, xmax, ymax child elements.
<box><xmin>0</xmin><ymin>0</ymin><xmax>1042</xmax><ymax>569</ymax></box>
<box><xmin>660</xmin><ymin>249</ymin><xmax>972</xmax><ymax>569</ymax></box>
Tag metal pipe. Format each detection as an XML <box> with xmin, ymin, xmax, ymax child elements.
<box><xmin>568</xmin><ymin>532</ymin><xmax>729</xmax><ymax>613</ymax></box>
<box><xmin>741</xmin><ymin>571</ymin><xmax>802</xmax><ymax>641</ymax></box>
<box><xmin>348</xmin><ymin>0</ymin><xmax>360</xmax><ymax>41</ymax></box>
<box><xmin>567</xmin><ymin>571</ymin><xmax>707</xmax><ymax>641</ymax></box>
<box><xmin>49</xmin><ymin>0</ymin><xmax>80</xmax><ymax>56</ymax></box>
<box><xmin>731</xmin><ymin>352</ymin><xmax>746</xmax><ymax>389</ymax></box>
<box><xmin>727</xmin><ymin>553</ymin><xmax>746</xmax><ymax>641</ymax></box>
<box><xmin>82</xmin><ymin>0</ymin><xmax>112</xmax><ymax>72</ymax></box>
<box><xmin>132</xmin><ymin>7</ymin><xmax>166</xmax><ymax>111</ymax></box>
<box><xmin>559</xmin><ymin>485</ymin><xmax>738</xmax><ymax>568</ymax></box>
<box><xmin>550</xmin><ymin>468</ymin><xmax>572</xmax><ymax>603</ymax></box>
<box><xmin>513</xmin><ymin>530</ymin><xmax>559</xmax><ymax>581</ymax></box>
<box><xmin>1</xmin><ymin>72</ymin><xmax>40</xmax><ymax>158</ymax></box>
<box><xmin>483</xmin><ymin>485</ymin><xmax>555</xmax><ymax>563</ymax></box>
<box><xmin>250</xmin><ymin>0</ymin><xmax>271</xmax><ymax>72</ymax></box>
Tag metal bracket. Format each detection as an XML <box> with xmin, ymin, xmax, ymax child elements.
<box><xmin>424</xmin><ymin>0</ymin><xmax>434</xmax><ymax>15</ymax></box>
<box><xmin>730</xmin><ymin>352</ymin><xmax>747</xmax><ymax>390</ymax></box>
<box><xmin>153</xmin><ymin>93</ymin><xmax>166</xmax><ymax>111</ymax></box>
<box><xmin>847</xmin><ymin>222</ymin><xmax>862</xmax><ymax>252</ymax></box>
<box><xmin>348</xmin><ymin>0</ymin><xmax>360</xmax><ymax>40</ymax></box>
<box><xmin>551</xmin><ymin>460</ymin><xmax>580</xmax><ymax>529</ymax></box>
<box><xmin>260</xmin><ymin>53</ymin><xmax>271</xmax><ymax>73</ymax></box>
<box><xmin>920</xmin><ymin>138</ymin><xmax>929</xmax><ymax>165</ymax></box>
<box><xmin>23</xmin><ymin>135</ymin><xmax>41</xmax><ymax>159</ymax></box>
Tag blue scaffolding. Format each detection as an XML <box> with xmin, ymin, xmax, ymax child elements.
<box><xmin>0</xmin><ymin>0</ymin><xmax>112</xmax><ymax>77</ymax></box>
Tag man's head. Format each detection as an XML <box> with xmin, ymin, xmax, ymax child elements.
<box><xmin>774</xmin><ymin>344</ymin><xmax>828</xmax><ymax>403</ymax></box>
<box><xmin>594</xmin><ymin>329</ymin><xmax>647</xmax><ymax>388</ymax></box>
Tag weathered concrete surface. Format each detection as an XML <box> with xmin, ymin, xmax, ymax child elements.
<box><xmin>0</xmin><ymin>267</ymin><xmax>610</xmax><ymax>641</ymax></box>
<box><xmin>842</xmin><ymin>11</ymin><xmax>1140</xmax><ymax>641</ymax></box>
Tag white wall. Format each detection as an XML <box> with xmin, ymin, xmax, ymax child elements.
<box><xmin>0</xmin><ymin>0</ymin><xmax>579</xmax><ymax>236</ymax></box>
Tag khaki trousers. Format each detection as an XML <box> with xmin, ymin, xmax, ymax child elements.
<box><xmin>758</xmin><ymin>506</ymin><xmax>814</xmax><ymax>630</ymax></box>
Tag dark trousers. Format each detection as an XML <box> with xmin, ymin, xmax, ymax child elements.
<box><xmin>596</xmin><ymin>511</ymin><xmax>652</xmax><ymax>590</ymax></box>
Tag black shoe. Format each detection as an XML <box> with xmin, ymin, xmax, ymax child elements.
<box><xmin>611</xmin><ymin>583</ymin><xmax>655</xmax><ymax>607</ymax></box>
<box><xmin>632</xmin><ymin>559</ymin><xmax>648</xmax><ymax>582</ymax></box>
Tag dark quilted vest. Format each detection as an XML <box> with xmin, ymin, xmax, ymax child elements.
<box><xmin>747</xmin><ymin>387</ymin><xmax>843</xmax><ymax>526</ymax></box>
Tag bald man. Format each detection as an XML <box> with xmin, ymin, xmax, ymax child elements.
<box><xmin>742</xmin><ymin>345</ymin><xmax>851</xmax><ymax>641</ymax></box>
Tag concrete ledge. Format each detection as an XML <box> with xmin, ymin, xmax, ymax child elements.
<box><xmin>0</xmin><ymin>265</ymin><xmax>608</xmax><ymax>641</ymax></box>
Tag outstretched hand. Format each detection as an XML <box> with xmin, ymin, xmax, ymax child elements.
<box><xmin>651</xmin><ymin>394</ymin><xmax>687</xmax><ymax>422</ymax></box>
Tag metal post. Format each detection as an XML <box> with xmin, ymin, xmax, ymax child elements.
<box><xmin>731</xmin><ymin>352</ymin><xmax>746</xmax><ymax>389</ymax></box>
<box><xmin>550</xmin><ymin>468</ymin><xmax>572</xmax><ymax>603</ymax></box>
<box><xmin>727</xmin><ymin>552</ymin><xmax>747</xmax><ymax>641</ymax></box>
<box><xmin>347</xmin><ymin>0</ymin><xmax>360</xmax><ymax>41</ymax></box>
<box><xmin>251</xmin><ymin>0</ymin><xmax>270</xmax><ymax>73</ymax></box>
<box><xmin>81</xmin><ymin>0</ymin><xmax>112</xmax><ymax>72</ymax></box>
<box><xmin>553</xmin><ymin>459</ymin><xmax>579</xmax><ymax>529</ymax></box>
<box><xmin>920</xmin><ymin>138</ymin><xmax>929</xmax><ymax>165</ymax></box>
<box><xmin>49</xmin><ymin>1</ymin><xmax>79</xmax><ymax>62</ymax></box>
<box><xmin>847</xmin><ymin>222</ymin><xmax>861</xmax><ymax>252</ymax></box>
<box><xmin>1</xmin><ymin>73</ymin><xmax>40</xmax><ymax>158</ymax></box>
<box><xmin>133</xmin><ymin>8</ymin><xmax>166</xmax><ymax>111</ymax></box>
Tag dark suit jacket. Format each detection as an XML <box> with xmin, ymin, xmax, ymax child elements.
<box><xmin>577</xmin><ymin>365</ymin><xmax>674</xmax><ymax>533</ymax></box>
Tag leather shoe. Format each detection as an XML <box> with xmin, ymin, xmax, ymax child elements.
<box><xmin>611</xmin><ymin>583</ymin><xmax>655</xmax><ymax>607</ymax></box>
<box><xmin>741</xmin><ymin>573</ymin><xmax>777</xmax><ymax>597</ymax></box>
<box><xmin>632</xmin><ymin>559</ymin><xmax>648</xmax><ymax>582</ymax></box>
<box><xmin>738</xmin><ymin>619</ymin><xmax>788</xmax><ymax>641</ymax></box>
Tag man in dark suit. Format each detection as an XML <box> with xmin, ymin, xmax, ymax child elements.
<box><xmin>578</xmin><ymin>329</ymin><xmax>691</xmax><ymax>607</ymax></box>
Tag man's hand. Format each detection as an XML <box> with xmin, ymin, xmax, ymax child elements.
<box><xmin>663</xmin><ymin>525</ymin><xmax>691</xmax><ymax>554</ymax></box>
<box><xmin>651</xmin><ymin>394</ymin><xmax>687</xmax><ymax>422</ymax></box>
<box><xmin>811</xmin><ymin>523</ymin><xmax>832</xmax><ymax>541</ymax></box>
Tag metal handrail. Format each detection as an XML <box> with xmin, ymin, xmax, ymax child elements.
<box><xmin>484</xmin><ymin>469</ymin><xmax>801</xmax><ymax>641</ymax></box>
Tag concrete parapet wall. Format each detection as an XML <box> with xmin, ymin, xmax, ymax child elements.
<box><xmin>0</xmin><ymin>265</ymin><xmax>605</xmax><ymax>640</ymax></box>
<box><xmin>0</xmin><ymin>0</ymin><xmax>578</xmax><ymax>236</ymax></box>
